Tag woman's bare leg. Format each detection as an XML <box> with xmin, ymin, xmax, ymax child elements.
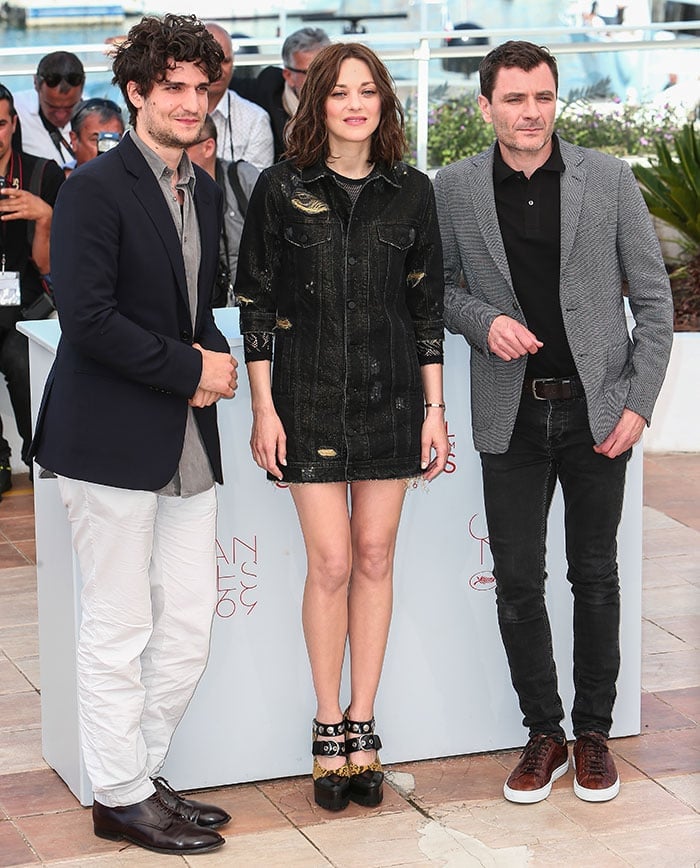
<box><xmin>290</xmin><ymin>482</ymin><xmax>352</xmax><ymax>770</ymax></box>
<box><xmin>346</xmin><ymin>478</ymin><xmax>406</xmax><ymax>764</ymax></box>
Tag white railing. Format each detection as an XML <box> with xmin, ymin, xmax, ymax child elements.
<box><xmin>1</xmin><ymin>20</ymin><xmax>698</xmax><ymax>171</ymax></box>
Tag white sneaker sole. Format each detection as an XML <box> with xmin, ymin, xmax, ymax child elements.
<box><xmin>572</xmin><ymin>761</ymin><xmax>620</xmax><ymax>802</ymax></box>
<box><xmin>503</xmin><ymin>758</ymin><xmax>569</xmax><ymax>804</ymax></box>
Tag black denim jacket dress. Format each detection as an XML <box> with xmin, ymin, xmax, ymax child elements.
<box><xmin>236</xmin><ymin>159</ymin><xmax>444</xmax><ymax>483</ymax></box>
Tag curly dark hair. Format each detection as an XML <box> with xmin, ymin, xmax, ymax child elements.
<box><xmin>112</xmin><ymin>14</ymin><xmax>223</xmax><ymax>127</ymax></box>
<box><xmin>479</xmin><ymin>40</ymin><xmax>558</xmax><ymax>102</ymax></box>
<box><xmin>285</xmin><ymin>42</ymin><xmax>406</xmax><ymax>169</ymax></box>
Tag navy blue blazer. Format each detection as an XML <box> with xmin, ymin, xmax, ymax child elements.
<box><xmin>31</xmin><ymin>133</ymin><xmax>230</xmax><ymax>490</ymax></box>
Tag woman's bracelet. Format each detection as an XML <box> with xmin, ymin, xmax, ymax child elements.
<box><xmin>425</xmin><ymin>402</ymin><xmax>446</xmax><ymax>409</ymax></box>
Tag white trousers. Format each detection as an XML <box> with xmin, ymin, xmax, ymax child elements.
<box><xmin>58</xmin><ymin>477</ymin><xmax>218</xmax><ymax>807</ymax></box>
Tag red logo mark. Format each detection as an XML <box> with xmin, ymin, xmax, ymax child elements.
<box><xmin>469</xmin><ymin>571</ymin><xmax>496</xmax><ymax>591</ymax></box>
<box><xmin>444</xmin><ymin>420</ymin><xmax>457</xmax><ymax>473</ymax></box>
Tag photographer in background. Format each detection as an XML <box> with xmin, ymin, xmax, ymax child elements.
<box><xmin>69</xmin><ymin>98</ymin><xmax>125</xmax><ymax>171</ymax></box>
<box><xmin>187</xmin><ymin>113</ymin><xmax>258</xmax><ymax>307</ymax></box>
<box><xmin>12</xmin><ymin>51</ymin><xmax>85</xmax><ymax>173</ymax></box>
<box><xmin>204</xmin><ymin>22</ymin><xmax>273</xmax><ymax>171</ymax></box>
<box><xmin>0</xmin><ymin>83</ymin><xmax>63</xmax><ymax>496</ymax></box>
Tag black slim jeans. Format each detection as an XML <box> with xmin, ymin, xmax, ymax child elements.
<box><xmin>480</xmin><ymin>391</ymin><xmax>630</xmax><ymax>739</ymax></box>
<box><xmin>0</xmin><ymin>323</ymin><xmax>32</xmax><ymax>466</ymax></box>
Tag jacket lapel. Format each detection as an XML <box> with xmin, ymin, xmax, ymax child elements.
<box><xmin>118</xmin><ymin>135</ymin><xmax>190</xmax><ymax>312</ymax></box>
<box><xmin>193</xmin><ymin>171</ymin><xmax>217</xmax><ymax>332</ymax></box>
<box><xmin>559</xmin><ymin>139</ymin><xmax>586</xmax><ymax>274</ymax></box>
<box><xmin>470</xmin><ymin>146</ymin><xmax>514</xmax><ymax>289</ymax></box>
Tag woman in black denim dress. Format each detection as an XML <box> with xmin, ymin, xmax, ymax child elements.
<box><xmin>236</xmin><ymin>42</ymin><xmax>447</xmax><ymax>812</ymax></box>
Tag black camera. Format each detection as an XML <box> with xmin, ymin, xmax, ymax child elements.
<box><xmin>97</xmin><ymin>131</ymin><xmax>121</xmax><ymax>154</ymax></box>
<box><xmin>212</xmin><ymin>258</ymin><xmax>232</xmax><ymax>308</ymax></box>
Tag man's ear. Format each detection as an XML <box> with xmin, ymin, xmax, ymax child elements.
<box><xmin>202</xmin><ymin>137</ymin><xmax>217</xmax><ymax>160</ymax></box>
<box><xmin>126</xmin><ymin>81</ymin><xmax>144</xmax><ymax>110</ymax></box>
<box><xmin>477</xmin><ymin>94</ymin><xmax>492</xmax><ymax>125</ymax></box>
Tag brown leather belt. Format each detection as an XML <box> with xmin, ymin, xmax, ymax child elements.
<box><xmin>523</xmin><ymin>377</ymin><xmax>584</xmax><ymax>401</ymax></box>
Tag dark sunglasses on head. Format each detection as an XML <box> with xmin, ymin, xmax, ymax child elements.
<box><xmin>40</xmin><ymin>72</ymin><xmax>85</xmax><ymax>89</ymax></box>
<box><xmin>71</xmin><ymin>97</ymin><xmax>122</xmax><ymax>128</ymax></box>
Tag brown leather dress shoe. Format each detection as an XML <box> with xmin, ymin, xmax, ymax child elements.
<box><xmin>503</xmin><ymin>733</ymin><xmax>569</xmax><ymax>804</ymax></box>
<box><xmin>92</xmin><ymin>793</ymin><xmax>225</xmax><ymax>854</ymax></box>
<box><xmin>152</xmin><ymin>776</ymin><xmax>231</xmax><ymax>828</ymax></box>
<box><xmin>573</xmin><ymin>731</ymin><xmax>620</xmax><ymax>802</ymax></box>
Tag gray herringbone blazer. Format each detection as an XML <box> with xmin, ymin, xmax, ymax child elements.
<box><xmin>434</xmin><ymin>138</ymin><xmax>674</xmax><ymax>454</ymax></box>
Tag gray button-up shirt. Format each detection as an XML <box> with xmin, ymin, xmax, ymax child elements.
<box><xmin>131</xmin><ymin>130</ymin><xmax>214</xmax><ymax>497</ymax></box>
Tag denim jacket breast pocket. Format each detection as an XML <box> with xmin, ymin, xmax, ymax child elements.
<box><xmin>376</xmin><ymin>223</ymin><xmax>417</xmax><ymax>296</ymax></box>
<box><xmin>283</xmin><ymin>220</ymin><xmax>332</xmax><ymax>306</ymax></box>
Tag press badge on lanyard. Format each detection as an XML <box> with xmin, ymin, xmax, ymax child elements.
<box><xmin>0</xmin><ymin>255</ymin><xmax>21</xmax><ymax>307</ymax></box>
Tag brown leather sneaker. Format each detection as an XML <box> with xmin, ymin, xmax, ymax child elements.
<box><xmin>504</xmin><ymin>733</ymin><xmax>569</xmax><ymax>804</ymax></box>
<box><xmin>573</xmin><ymin>731</ymin><xmax>620</xmax><ymax>802</ymax></box>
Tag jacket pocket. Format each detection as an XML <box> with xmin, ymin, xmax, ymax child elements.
<box><xmin>376</xmin><ymin>223</ymin><xmax>416</xmax><ymax>251</ymax></box>
<box><xmin>284</xmin><ymin>222</ymin><xmax>331</xmax><ymax>249</ymax></box>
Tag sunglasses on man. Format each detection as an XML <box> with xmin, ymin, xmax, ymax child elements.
<box><xmin>39</xmin><ymin>72</ymin><xmax>85</xmax><ymax>89</ymax></box>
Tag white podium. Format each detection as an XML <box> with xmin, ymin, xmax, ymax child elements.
<box><xmin>20</xmin><ymin>310</ymin><xmax>642</xmax><ymax>806</ymax></box>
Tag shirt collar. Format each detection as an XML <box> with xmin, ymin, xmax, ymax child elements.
<box><xmin>300</xmin><ymin>159</ymin><xmax>403</xmax><ymax>188</ymax></box>
<box><xmin>211</xmin><ymin>90</ymin><xmax>230</xmax><ymax>120</ymax></box>
<box><xmin>130</xmin><ymin>128</ymin><xmax>196</xmax><ymax>190</ymax></box>
<box><xmin>494</xmin><ymin>133</ymin><xmax>565</xmax><ymax>184</ymax></box>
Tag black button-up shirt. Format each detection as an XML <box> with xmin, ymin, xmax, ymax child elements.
<box><xmin>493</xmin><ymin>135</ymin><xmax>576</xmax><ymax>378</ymax></box>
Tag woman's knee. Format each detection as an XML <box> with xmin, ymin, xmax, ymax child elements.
<box><xmin>307</xmin><ymin>551</ymin><xmax>352</xmax><ymax>593</ymax></box>
<box><xmin>352</xmin><ymin>538</ymin><xmax>394</xmax><ymax>581</ymax></box>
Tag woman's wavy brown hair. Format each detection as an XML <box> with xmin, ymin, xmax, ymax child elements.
<box><xmin>285</xmin><ymin>42</ymin><xmax>406</xmax><ymax>168</ymax></box>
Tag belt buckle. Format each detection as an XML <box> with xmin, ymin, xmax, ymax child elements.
<box><xmin>531</xmin><ymin>378</ymin><xmax>547</xmax><ymax>400</ymax></box>
<box><xmin>531</xmin><ymin>378</ymin><xmax>572</xmax><ymax>400</ymax></box>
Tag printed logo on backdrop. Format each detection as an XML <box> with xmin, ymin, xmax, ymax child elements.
<box><xmin>445</xmin><ymin>419</ymin><xmax>457</xmax><ymax>474</ymax></box>
<box><xmin>215</xmin><ymin>535</ymin><xmax>258</xmax><ymax>618</ymax></box>
<box><xmin>468</xmin><ymin>513</ymin><xmax>495</xmax><ymax>591</ymax></box>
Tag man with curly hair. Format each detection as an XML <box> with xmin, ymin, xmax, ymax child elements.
<box><xmin>31</xmin><ymin>14</ymin><xmax>237</xmax><ymax>855</ymax></box>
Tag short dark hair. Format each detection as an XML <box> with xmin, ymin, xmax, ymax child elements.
<box><xmin>71</xmin><ymin>98</ymin><xmax>124</xmax><ymax>134</ymax></box>
<box><xmin>36</xmin><ymin>51</ymin><xmax>85</xmax><ymax>93</ymax></box>
<box><xmin>199</xmin><ymin>113</ymin><xmax>217</xmax><ymax>143</ymax></box>
<box><xmin>112</xmin><ymin>14</ymin><xmax>224</xmax><ymax>127</ymax></box>
<box><xmin>479</xmin><ymin>41</ymin><xmax>558</xmax><ymax>102</ymax></box>
<box><xmin>285</xmin><ymin>42</ymin><xmax>406</xmax><ymax>168</ymax></box>
<box><xmin>0</xmin><ymin>82</ymin><xmax>16</xmax><ymax>117</ymax></box>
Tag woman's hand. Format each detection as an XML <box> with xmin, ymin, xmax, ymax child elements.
<box><xmin>420</xmin><ymin>409</ymin><xmax>449</xmax><ymax>482</ymax></box>
<box><xmin>250</xmin><ymin>407</ymin><xmax>287</xmax><ymax>480</ymax></box>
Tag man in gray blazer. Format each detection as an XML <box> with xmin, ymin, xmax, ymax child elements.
<box><xmin>434</xmin><ymin>41</ymin><xmax>672</xmax><ymax>806</ymax></box>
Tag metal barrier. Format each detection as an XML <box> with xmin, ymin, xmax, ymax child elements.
<box><xmin>1</xmin><ymin>20</ymin><xmax>698</xmax><ymax>171</ymax></box>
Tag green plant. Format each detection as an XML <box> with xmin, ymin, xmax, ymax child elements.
<box><xmin>632</xmin><ymin>124</ymin><xmax>700</xmax><ymax>249</ymax></box>
<box><xmin>632</xmin><ymin>124</ymin><xmax>700</xmax><ymax>331</ymax></box>
<box><xmin>406</xmin><ymin>80</ymin><xmax>687</xmax><ymax>167</ymax></box>
<box><xmin>420</xmin><ymin>89</ymin><xmax>494</xmax><ymax>167</ymax></box>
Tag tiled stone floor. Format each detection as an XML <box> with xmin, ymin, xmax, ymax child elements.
<box><xmin>0</xmin><ymin>453</ymin><xmax>698</xmax><ymax>866</ymax></box>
